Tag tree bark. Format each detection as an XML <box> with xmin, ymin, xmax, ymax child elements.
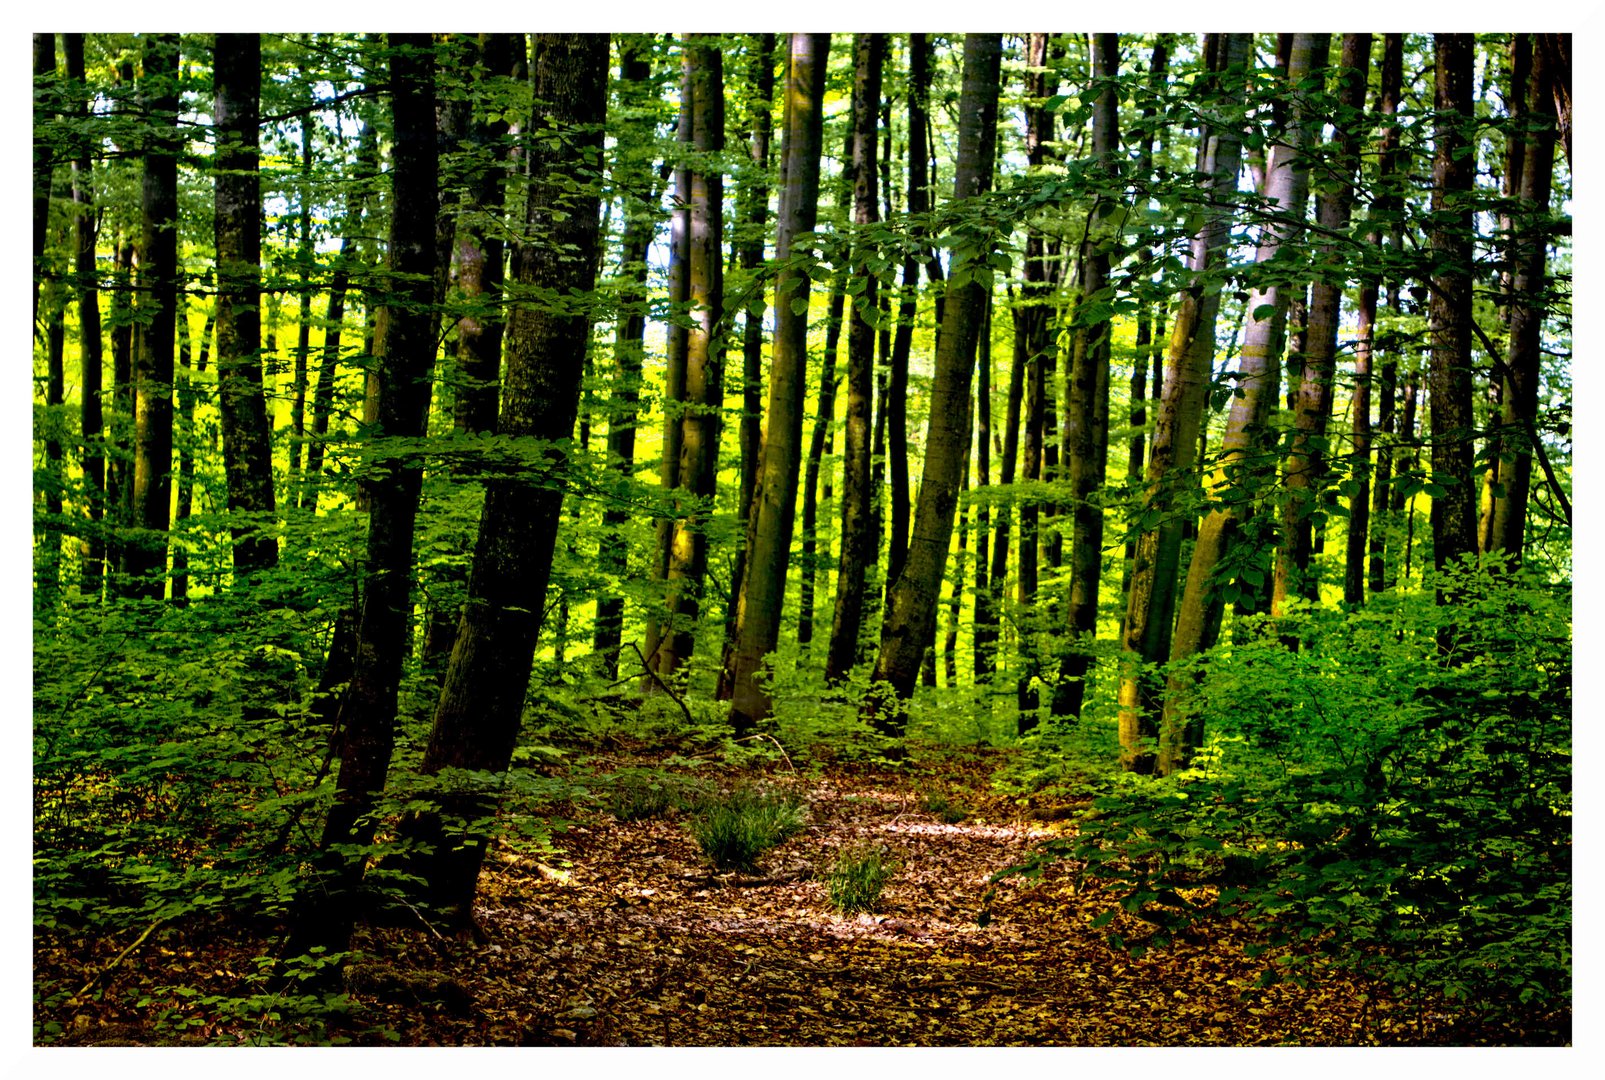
<box><xmin>726</xmin><ymin>34</ymin><xmax>831</xmax><ymax>735</ymax></box>
<box><xmin>826</xmin><ymin>33</ymin><xmax>885</xmax><ymax>684</ymax></box>
<box><xmin>214</xmin><ymin>33</ymin><xmax>279</xmax><ymax>579</ymax></box>
<box><xmin>597</xmin><ymin>36</ymin><xmax>665</xmax><ymax>680</ymax></box>
<box><xmin>1488</xmin><ymin>36</ymin><xmax>1558</xmax><ymax>562</ymax></box>
<box><xmin>1054</xmin><ymin>32</ymin><xmax>1120</xmax><ymax>720</ymax></box>
<box><xmin>1276</xmin><ymin>35</ymin><xmax>1369</xmax><ymax>615</ymax></box>
<box><xmin>1427</xmin><ymin>34</ymin><xmax>1478</xmax><ymax>580</ymax></box>
<box><xmin>660</xmin><ymin>36</ymin><xmax>725</xmax><ymax>681</ymax></box>
<box><xmin>127</xmin><ymin>33</ymin><xmax>181</xmax><ymax>600</ymax></box>
<box><xmin>1116</xmin><ymin>33</ymin><xmax>1250</xmax><ymax>771</ymax></box>
<box><xmin>869</xmin><ymin>34</ymin><xmax>1002</xmax><ymax>734</ymax></box>
<box><xmin>67</xmin><ymin>33</ymin><xmax>106</xmax><ymax>595</ymax></box>
<box><xmin>405</xmin><ymin>33</ymin><xmax>608</xmax><ymax>920</ymax></box>
<box><xmin>1366</xmin><ymin>35</ymin><xmax>1406</xmax><ymax>595</ymax></box>
<box><xmin>300</xmin><ymin>33</ymin><xmax>440</xmax><ymax>951</ymax></box>
<box><xmin>1160</xmin><ymin>34</ymin><xmax>1324</xmax><ymax>774</ymax></box>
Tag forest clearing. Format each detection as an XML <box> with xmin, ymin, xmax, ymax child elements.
<box><xmin>32</xmin><ymin>31</ymin><xmax>1570</xmax><ymax>1048</ymax></box>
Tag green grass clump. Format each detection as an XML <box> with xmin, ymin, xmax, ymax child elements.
<box><xmin>921</xmin><ymin>790</ymin><xmax>969</xmax><ymax>824</ymax></box>
<box><xmin>608</xmin><ymin>770</ymin><xmax>682</xmax><ymax>822</ymax></box>
<box><xmin>827</xmin><ymin>844</ymin><xmax>895</xmax><ymax>914</ymax></box>
<box><xmin>686</xmin><ymin>785</ymin><xmax>806</xmax><ymax>871</ymax></box>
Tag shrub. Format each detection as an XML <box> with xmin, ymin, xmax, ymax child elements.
<box><xmin>921</xmin><ymin>790</ymin><xmax>969</xmax><ymax>824</ymax></box>
<box><xmin>607</xmin><ymin>770</ymin><xmax>685</xmax><ymax>822</ymax></box>
<box><xmin>686</xmin><ymin>785</ymin><xmax>806</xmax><ymax>871</ymax></box>
<box><xmin>827</xmin><ymin>844</ymin><xmax>895</xmax><ymax>914</ymax></box>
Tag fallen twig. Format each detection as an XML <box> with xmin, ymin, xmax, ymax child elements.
<box><xmin>76</xmin><ymin>913</ymin><xmax>168</xmax><ymax>998</ymax></box>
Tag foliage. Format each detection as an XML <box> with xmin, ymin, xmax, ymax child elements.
<box><xmin>997</xmin><ymin>560</ymin><xmax>1570</xmax><ymax>1032</ymax></box>
<box><xmin>686</xmin><ymin>784</ymin><xmax>807</xmax><ymax>871</ymax></box>
<box><xmin>827</xmin><ymin>843</ymin><xmax>896</xmax><ymax>914</ymax></box>
<box><xmin>605</xmin><ymin>767</ymin><xmax>708</xmax><ymax>821</ymax></box>
<box><xmin>920</xmin><ymin>790</ymin><xmax>970</xmax><ymax>824</ymax></box>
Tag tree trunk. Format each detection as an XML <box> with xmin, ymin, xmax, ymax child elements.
<box><xmin>127</xmin><ymin>33</ymin><xmax>181</xmax><ymax>600</ymax></box>
<box><xmin>1054</xmin><ymin>32</ymin><xmax>1120</xmax><ymax>720</ymax></box>
<box><xmin>643</xmin><ymin>57</ymin><xmax>693</xmax><ymax>678</ymax></box>
<box><xmin>597</xmin><ymin>36</ymin><xmax>666</xmax><ymax>680</ymax></box>
<box><xmin>299</xmin><ymin>34</ymin><xmax>440</xmax><ymax>952</ymax></box>
<box><xmin>1366</xmin><ymin>35</ymin><xmax>1406</xmax><ymax>595</ymax></box>
<box><xmin>1427</xmin><ymin>34</ymin><xmax>1478</xmax><ymax>581</ymax></box>
<box><xmin>33</xmin><ymin>34</ymin><xmax>56</xmax><ymax>333</ymax></box>
<box><xmin>725</xmin><ymin>34</ymin><xmax>831</xmax><ymax>736</ymax></box>
<box><xmin>1278</xmin><ymin>35</ymin><xmax>1370</xmax><ymax>615</ymax></box>
<box><xmin>660</xmin><ymin>36</ymin><xmax>725</xmax><ymax>681</ymax></box>
<box><xmin>214</xmin><ymin>33</ymin><xmax>279</xmax><ymax>579</ymax></box>
<box><xmin>1116</xmin><ymin>33</ymin><xmax>1250</xmax><ymax>772</ymax></box>
<box><xmin>869</xmin><ymin>34</ymin><xmax>1002</xmax><ymax>734</ymax></box>
<box><xmin>826</xmin><ymin>33</ymin><xmax>885</xmax><ymax>685</ymax></box>
<box><xmin>1160</xmin><ymin>34</ymin><xmax>1325</xmax><ymax>774</ymax></box>
<box><xmin>404</xmin><ymin>33</ymin><xmax>608</xmax><ymax>921</ymax></box>
<box><xmin>67</xmin><ymin>33</ymin><xmax>106</xmax><ymax>595</ymax></box>
<box><xmin>972</xmin><ymin>297</ymin><xmax>998</xmax><ymax>681</ymax></box>
<box><xmin>1488</xmin><ymin>37</ymin><xmax>1558</xmax><ymax>563</ymax></box>
<box><xmin>720</xmin><ymin>33</ymin><xmax>777</xmax><ymax>692</ymax></box>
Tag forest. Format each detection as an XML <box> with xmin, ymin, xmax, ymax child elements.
<box><xmin>31</xmin><ymin>31</ymin><xmax>1571</xmax><ymax>1047</ymax></box>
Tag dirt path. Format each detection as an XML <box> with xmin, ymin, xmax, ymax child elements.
<box><xmin>352</xmin><ymin>747</ymin><xmax>1424</xmax><ymax>1046</ymax></box>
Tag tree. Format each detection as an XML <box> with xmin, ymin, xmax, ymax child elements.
<box><xmin>66</xmin><ymin>33</ymin><xmax>106</xmax><ymax>593</ymax></box>
<box><xmin>1365</xmin><ymin>33</ymin><xmax>1406</xmax><ymax>595</ymax></box>
<box><xmin>1427</xmin><ymin>34</ymin><xmax>1477</xmax><ymax>580</ymax></box>
<box><xmin>298</xmin><ymin>32</ymin><xmax>440</xmax><ymax>950</ymax></box>
<box><xmin>1116</xmin><ymin>33</ymin><xmax>1250</xmax><ymax>771</ymax></box>
<box><xmin>869</xmin><ymin>33</ymin><xmax>1002</xmax><ymax>732</ymax></box>
<box><xmin>406</xmin><ymin>33</ymin><xmax>609</xmax><ymax>920</ymax></box>
<box><xmin>1054</xmin><ymin>32</ymin><xmax>1120</xmax><ymax>719</ymax></box>
<box><xmin>214</xmin><ymin>33</ymin><xmax>278</xmax><ymax>577</ymax></box>
<box><xmin>825</xmin><ymin>33</ymin><xmax>885</xmax><ymax>685</ymax></box>
<box><xmin>658</xmin><ymin>35</ymin><xmax>725</xmax><ymax>681</ymax></box>
<box><xmin>726</xmin><ymin>33</ymin><xmax>830</xmax><ymax>736</ymax></box>
<box><xmin>1275</xmin><ymin>33</ymin><xmax>1370</xmax><ymax>615</ymax></box>
<box><xmin>125</xmin><ymin>33</ymin><xmax>181</xmax><ymax>600</ymax></box>
<box><xmin>1487</xmin><ymin>35</ymin><xmax>1559</xmax><ymax>562</ymax></box>
<box><xmin>1160</xmin><ymin>34</ymin><xmax>1326</xmax><ymax>774</ymax></box>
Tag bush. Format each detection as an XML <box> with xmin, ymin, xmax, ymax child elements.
<box><xmin>686</xmin><ymin>785</ymin><xmax>806</xmax><ymax>871</ymax></box>
<box><xmin>827</xmin><ymin>844</ymin><xmax>895</xmax><ymax>914</ymax></box>
<box><xmin>921</xmin><ymin>790</ymin><xmax>969</xmax><ymax>824</ymax></box>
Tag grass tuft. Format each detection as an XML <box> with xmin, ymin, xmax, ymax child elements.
<box><xmin>827</xmin><ymin>843</ymin><xmax>895</xmax><ymax>914</ymax></box>
<box><xmin>686</xmin><ymin>785</ymin><xmax>806</xmax><ymax>871</ymax></box>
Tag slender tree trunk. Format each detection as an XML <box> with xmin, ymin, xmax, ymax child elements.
<box><xmin>404</xmin><ymin>34</ymin><xmax>608</xmax><ymax>920</ymax></box>
<box><xmin>107</xmin><ymin>234</ymin><xmax>135</xmax><ymax>579</ymax></box>
<box><xmin>1488</xmin><ymin>37</ymin><xmax>1558</xmax><ymax>562</ymax></box>
<box><xmin>826</xmin><ymin>33</ymin><xmax>885</xmax><ymax>684</ymax></box>
<box><xmin>67</xmin><ymin>33</ymin><xmax>106</xmax><ymax>595</ymax></box>
<box><xmin>127</xmin><ymin>33</ymin><xmax>181</xmax><ymax>600</ymax></box>
<box><xmin>1016</xmin><ymin>32</ymin><xmax>1059</xmax><ymax>727</ymax></box>
<box><xmin>983</xmin><ymin>290</ymin><xmax>1025</xmax><ymax>684</ymax></box>
<box><xmin>1160</xmin><ymin>35</ymin><xmax>1324</xmax><ymax>774</ymax></box>
<box><xmin>298</xmin><ymin>34</ymin><xmax>440</xmax><ymax>953</ymax></box>
<box><xmin>289</xmin><ymin>92</ymin><xmax>315</xmax><ymax>490</ymax></box>
<box><xmin>1428</xmin><ymin>34</ymin><xmax>1478</xmax><ymax>581</ymax></box>
<box><xmin>1367</xmin><ymin>35</ymin><xmax>1405</xmax><ymax>594</ymax></box>
<box><xmin>972</xmin><ymin>296</ymin><xmax>999</xmax><ymax>681</ymax></box>
<box><xmin>726</xmin><ymin>34</ymin><xmax>831</xmax><ymax>736</ymax></box>
<box><xmin>799</xmin><ymin>256</ymin><xmax>847</xmax><ymax>648</ymax></box>
<box><xmin>643</xmin><ymin>59</ymin><xmax>693</xmax><ymax>678</ymax></box>
<box><xmin>1116</xmin><ymin>33</ymin><xmax>1250</xmax><ymax>771</ymax></box>
<box><xmin>1054</xmin><ymin>32</ymin><xmax>1120</xmax><ymax>720</ymax></box>
<box><xmin>720</xmin><ymin>33</ymin><xmax>777</xmax><ymax>692</ymax></box>
<box><xmin>171</xmin><ymin>304</ymin><xmax>215</xmax><ymax>604</ymax></box>
<box><xmin>597</xmin><ymin>36</ymin><xmax>666</xmax><ymax>680</ymax></box>
<box><xmin>660</xmin><ymin>36</ymin><xmax>725</xmax><ymax>681</ymax></box>
<box><xmin>305</xmin><ymin>122</ymin><xmax>378</xmax><ymax>513</ymax></box>
<box><xmin>33</xmin><ymin>34</ymin><xmax>56</xmax><ymax>334</ymax></box>
<box><xmin>869</xmin><ymin>34</ymin><xmax>1002</xmax><ymax>733</ymax></box>
<box><xmin>1277</xmin><ymin>35</ymin><xmax>1370</xmax><ymax>615</ymax></box>
<box><xmin>214</xmin><ymin>33</ymin><xmax>279</xmax><ymax>579</ymax></box>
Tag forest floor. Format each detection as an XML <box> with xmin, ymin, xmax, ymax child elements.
<box><xmin>37</xmin><ymin>738</ymin><xmax>1526</xmax><ymax>1047</ymax></box>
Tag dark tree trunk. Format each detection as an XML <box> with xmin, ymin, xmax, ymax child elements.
<box><xmin>1428</xmin><ymin>34</ymin><xmax>1478</xmax><ymax>580</ymax></box>
<box><xmin>726</xmin><ymin>34</ymin><xmax>831</xmax><ymax>735</ymax></box>
<box><xmin>826</xmin><ymin>33</ymin><xmax>885</xmax><ymax>685</ymax></box>
<box><xmin>597</xmin><ymin>36</ymin><xmax>666</xmax><ymax>680</ymax></box>
<box><xmin>719</xmin><ymin>33</ymin><xmax>777</xmax><ymax>694</ymax></box>
<box><xmin>127</xmin><ymin>33</ymin><xmax>181</xmax><ymax>600</ymax></box>
<box><xmin>660</xmin><ymin>36</ymin><xmax>725</xmax><ymax>680</ymax></box>
<box><xmin>404</xmin><ymin>33</ymin><xmax>608</xmax><ymax>921</ymax></box>
<box><xmin>1054</xmin><ymin>32</ymin><xmax>1120</xmax><ymax>720</ymax></box>
<box><xmin>214</xmin><ymin>33</ymin><xmax>278</xmax><ymax>579</ymax></box>
<box><xmin>1116</xmin><ymin>34</ymin><xmax>1249</xmax><ymax>770</ymax></box>
<box><xmin>869</xmin><ymin>34</ymin><xmax>1002</xmax><ymax>733</ymax></box>
<box><xmin>67</xmin><ymin>33</ymin><xmax>106</xmax><ymax>595</ymax></box>
<box><xmin>1366</xmin><ymin>34</ymin><xmax>1405</xmax><ymax>595</ymax></box>
<box><xmin>297</xmin><ymin>34</ymin><xmax>440</xmax><ymax>954</ymax></box>
<box><xmin>1489</xmin><ymin>36</ymin><xmax>1559</xmax><ymax>562</ymax></box>
<box><xmin>33</xmin><ymin>34</ymin><xmax>56</xmax><ymax>333</ymax></box>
